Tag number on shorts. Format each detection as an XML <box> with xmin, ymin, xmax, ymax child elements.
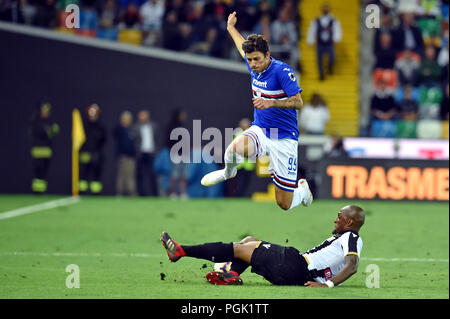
<box><xmin>288</xmin><ymin>157</ymin><xmax>297</xmax><ymax>171</ymax></box>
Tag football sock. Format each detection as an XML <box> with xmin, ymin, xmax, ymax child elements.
<box><xmin>229</xmin><ymin>258</ymin><xmax>250</xmax><ymax>275</ymax></box>
<box><xmin>288</xmin><ymin>186</ymin><xmax>303</xmax><ymax>210</ymax></box>
<box><xmin>224</xmin><ymin>143</ymin><xmax>243</xmax><ymax>178</ymax></box>
<box><xmin>181</xmin><ymin>242</ymin><xmax>234</xmax><ymax>262</ymax></box>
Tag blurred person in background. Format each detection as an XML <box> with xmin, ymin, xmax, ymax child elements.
<box><xmin>374</xmin><ymin>13</ymin><xmax>396</xmax><ymax>53</ymax></box>
<box><xmin>418</xmin><ymin>45</ymin><xmax>442</xmax><ymax>87</ymax></box>
<box><xmin>398</xmin><ymin>86</ymin><xmax>419</xmax><ymax>121</ymax></box>
<box><xmin>166</xmin><ymin>108</ymin><xmax>189</xmax><ymax>200</ymax></box>
<box><xmin>393</xmin><ymin>12</ymin><xmax>424</xmax><ymax>54</ymax></box>
<box><xmin>370</xmin><ymin>79</ymin><xmax>398</xmax><ymax>121</ymax></box>
<box><xmin>117</xmin><ymin>0</ymin><xmax>141</xmax><ymax>30</ymax></box>
<box><xmin>113</xmin><ymin>110</ymin><xmax>138</xmax><ymax>196</ymax></box>
<box><xmin>307</xmin><ymin>3</ymin><xmax>342</xmax><ymax>81</ymax></box>
<box><xmin>34</xmin><ymin>0</ymin><xmax>57</xmax><ymax>28</ymax></box>
<box><xmin>270</xmin><ymin>6</ymin><xmax>298</xmax><ymax>70</ymax></box>
<box><xmin>97</xmin><ymin>0</ymin><xmax>120</xmax><ymax>31</ymax></box>
<box><xmin>374</xmin><ymin>32</ymin><xmax>397</xmax><ymax>69</ymax></box>
<box><xmin>323</xmin><ymin>134</ymin><xmax>348</xmax><ymax>158</ymax></box>
<box><xmin>140</xmin><ymin>0</ymin><xmax>165</xmax><ymax>46</ymax></box>
<box><xmin>299</xmin><ymin>93</ymin><xmax>330</xmax><ymax>135</ymax></box>
<box><xmin>79</xmin><ymin>104</ymin><xmax>107</xmax><ymax>195</ymax></box>
<box><xmin>29</xmin><ymin>101</ymin><xmax>59</xmax><ymax>194</ymax></box>
<box><xmin>135</xmin><ymin>109</ymin><xmax>158</xmax><ymax>197</ymax></box>
<box><xmin>394</xmin><ymin>49</ymin><xmax>421</xmax><ymax>86</ymax></box>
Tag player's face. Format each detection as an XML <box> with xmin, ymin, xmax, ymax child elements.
<box><xmin>247</xmin><ymin>51</ymin><xmax>270</xmax><ymax>73</ymax></box>
<box><xmin>332</xmin><ymin>210</ymin><xmax>349</xmax><ymax>234</ymax></box>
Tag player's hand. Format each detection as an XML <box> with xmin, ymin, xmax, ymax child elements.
<box><xmin>252</xmin><ymin>98</ymin><xmax>273</xmax><ymax>110</ymax></box>
<box><xmin>304</xmin><ymin>281</ymin><xmax>328</xmax><ymax>288</ymax></box>
<box><xmin>227</xmin><ymin>11</ymin><xmax>237</xmax><ymax>28</ymax></box>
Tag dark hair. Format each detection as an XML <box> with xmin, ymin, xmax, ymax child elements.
<box><xmin>242</xmin><ymin>34</ymin><xmax>269</xmax><ymax>55</ymax></box>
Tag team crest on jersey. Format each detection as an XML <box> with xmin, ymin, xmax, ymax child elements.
<box><xmin>288</xmin><ymin>72</ymin><xmax>296</xmax><ymax>82</ymax></box>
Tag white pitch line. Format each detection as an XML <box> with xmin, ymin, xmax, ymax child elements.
<box><xmin>0</xmin><ymin>196</ymin><xmax>80</xmax><ymax>220</ymax></box>
<box><xmin>0</xmin><ymin>251</ymin><xmax>447</xmax><ymax>263</ymax></box>
<box><xmin>361</xmin><ymin>257</ymin><xmax>449</xmax><ymax>263</ymax></box>
<box><xmin>0</xmin><ymin>251</ymin><xmax>160</xmax><ymax>258</ymax></box>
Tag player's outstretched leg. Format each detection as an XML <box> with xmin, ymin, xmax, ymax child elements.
<box><xmin>206</xmin><ymin>270</ymin><xmax>243</xmax><ymax>285</ymax></box>
<box><xmin>201</xmin><ymin>135</ymin><xmax>253</xmax><ymax>187</ymax></box>
<box><xmin>161</xmin><ymin>232</ymin><xmax>186</xmax><ymax>262</ymax></box>
<box><xmin>298</xmin><ymin>179</ymin><xmax>313</xmax><ymax>207</ymax></box>
<box><xmin>280</xmin><ymin>178</ymin><xmax>313</xmax><ymax>211</ymax></box>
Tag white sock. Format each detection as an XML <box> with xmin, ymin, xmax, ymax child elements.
<box><xmin>223</xmin><ymin>143</ymin><xmax>243</xmax><ymax>178</ymax></box>
<box><xmin>289</xmin><ymin>186</ymin><xmax>304</xmax><ymax>210</ymax></box>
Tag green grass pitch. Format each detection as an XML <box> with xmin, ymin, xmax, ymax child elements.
<box><xmin>0</xmin><ymin>195</ymin><xmax>448</xmax><ymax>299</ymax></box>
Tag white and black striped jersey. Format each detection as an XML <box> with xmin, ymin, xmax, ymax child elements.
<box><xmin>301</xmin><ymin>231</ymin><xmax>363</xmax><ymax>284</ymax></box>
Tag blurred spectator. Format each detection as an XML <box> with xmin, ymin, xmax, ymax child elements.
<box><xmin>252</xmin><ymin>13</ymin><xmax>271</xmax><ymax>42</ymax></box>
<box><xmin>166</xmin><ymin>108</ymin><xmax>189</xmax><ymax>199</ymax></box>
<box><xmin>79</xmin><ymin>0</ymin><xmax>98</xmax><ymax>31</ymax></box>
<box><xmin>440</xmin><ymin>82</ymin><xmax>449</xmax><ymax>121</ymax></box>
<box><xmin>374</xmin><ymin>32</ymin><xmax>397</xmax><ymax>69</ymax></box>
<box><xmin>34</xmin><ymin>0</ymin><xmax>58</xmax><ymax>28</ymax></box>
<box><xmin>395</xmin><ymin>49</ymin><xmax>421</xmax><ymax>85</ymax></box>
<box><xmin>306</xmin><ymin>3</ymin><xmax>342</xmax><ymax>80</ymax></box>
<box><xmin>165</xmin><ymin>0</ymin><xmax>189</xmax><ymax>23</ymax></box>
<box><xmin>135</xmin><ymin>109</ymin><xmax>158</xmax><ymax>197</ymax></box>
<box><xmin>113</xmin><ymin>111</ymin><xmax>138</xmax><ymax>196</ymax></box>
<box><xmin>270</xmin><ymin>7</ymin><xmax>298</xmax><ymax>70</ymax></box>
<box><xmin>323</xmin><ymin>134</ymin><xmax>348</xmax><ymax>158</ymax></box>
<box><xmin>398</xmin><ymin>86</ymin><xmax>419</xmax><ymax>120</ymax></box>
<box><xmin>299</xmin><ymin>93</ymin><xmax>330</xmax><ymax>135</ymax></box>
<box><xmin>140</xmin><ymin>0</ymin><xmax>165</xmax><ymax>46</ymax></box>
<box><xmin>118</xmin><ymin>0</ymin><xmax>141</xmax><ymax>29</ymax></box>
<box><xmin>21</xmin><ymin>0</ymin><xmax>37</xmax><ymax>25</ymax></box>
<box><xmin>418</xmin><ymin>45</ymin><xmax>442</xmax><ymax>86</ymax></box>
<box><xmin>162</xmin><ymin>9</ymin><xmax>183</xmax><ymax>50</ymax></box>
<box><xmin>203</xmin><ymin>0</ymin><xmax>229</xmax><ymax>23</ymax></box>
<box><xmin>393</xmin><ymin>12</ymin><xmax>424</xmax><ymax>54</ymax></box>
<box><xmin>374</xmin><ymin>13</ymin><xmax>396</xmax><ymax>53</ymax></box>
<box><xmin>79</xmin><ymin>104</ymin><xmax>107</xmax><ymax>195</ymax></box>
<box><xmin>97</xmin><ymin>0</ymin><xmax>119</xmax><ymax>30</ymax></box>
<box><xmin>230</xmin><ymin>0</ymin><xmax>257</xmax><ymax>33</ymax></box>
<box><xmin>437</xmin><ymin>30</ymin><xmax>449</xmax><ymax>67</ymax></box>
<box><xmin>29</xmin><ymin>101</ymin><xmax>59</xmax><ymax>194</ymax></box>
<box><xmin>370</xmin><ymin>79</ymin><xmax>398</xmax><ymax>121</ymax></box>
<box><xmin>0</xmin><ymin>0</ymin><xmax>24</xmax><ymax>23</ymax></box>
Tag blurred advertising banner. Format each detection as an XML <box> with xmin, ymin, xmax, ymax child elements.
<box><xmin>343</xmin><ymin>138</ymin><xmax>449</xmax><ymax>160</ymax></box>
<box><xmin>318</xmin><ymin>158</ymin><xmax>449</xmax><ymax>201</ymax></box>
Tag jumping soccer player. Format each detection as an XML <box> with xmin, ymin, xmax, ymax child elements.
<box><xmin>201</xmin><ymin>11</ymin><xmax>312</xmax><ymax>211</ymax></box>
<box><xmin>161</xmin><ymin>205</ymin><xmax>365</xmax><ymax>287</ymax></box>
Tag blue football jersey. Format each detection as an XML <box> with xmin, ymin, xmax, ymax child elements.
<box><xmin>245</xmin><ymin>56</ymin><xmax>302</xmax><ymax>140</ymax></box>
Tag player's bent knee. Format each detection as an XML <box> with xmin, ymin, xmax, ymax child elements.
<box><xmin>233</xmin><ymin>241</ymin><xmax>258</xmax><ymax>264</ymax></box>
<box><xmin>276</xmin><ymin>198</ymin><xmax>291</xmax><ymax>211</ymax></box>
<box><xmin>240</xmin><ymin>236</ymin><xmax>259</xmax><ymax>244</ymax></box>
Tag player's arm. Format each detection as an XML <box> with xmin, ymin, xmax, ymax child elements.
<box><xmin>304</xmin><ymin>254</ymin><xmax>359</xmax><ymax>288</ymax></box>
<box><xmin>227</xmin><ymin>11</ymin><xmax>245</xmax><ymax>60</ymax></box>
<box><xmin>253</xmin><ymin>93</ymin><xmax>303</xmax><ymax>111</ymax></box>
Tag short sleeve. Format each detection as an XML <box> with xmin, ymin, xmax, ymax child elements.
<box><xmin>276</xmin><ymin>65</ymin><xmax>302</xmax><ymax>97</ymax></box>
<box><xmin>341</xmin><ymin>232</ymin><xmax>362</xmax><ymax>257</ymax></box>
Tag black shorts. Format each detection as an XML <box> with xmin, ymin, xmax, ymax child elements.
<box><xmin>250</xmin><ymin>241</ymin><xmax>312</xmax><ymax>286</ymax></box>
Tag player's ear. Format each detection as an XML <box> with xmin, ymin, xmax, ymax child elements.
<box><xmin>265</xmin><ymin>51</ymin><xmax>270</xmax><ymax>59</ymax></box>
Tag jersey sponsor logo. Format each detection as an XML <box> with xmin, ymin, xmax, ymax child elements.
<box><xmin>263</xmin><ymin>244</ymin><xmax>271</xmax><ymax>249</ymax></box>
<box><xmin>324</xmin><ymin>268</ymin><xmax>333</xmax><ymax>280</ymax></box>
<box><xmin>252</xmin><ymin>78</ymin><xmax>268</xmax><ymax>88</ymax></box>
